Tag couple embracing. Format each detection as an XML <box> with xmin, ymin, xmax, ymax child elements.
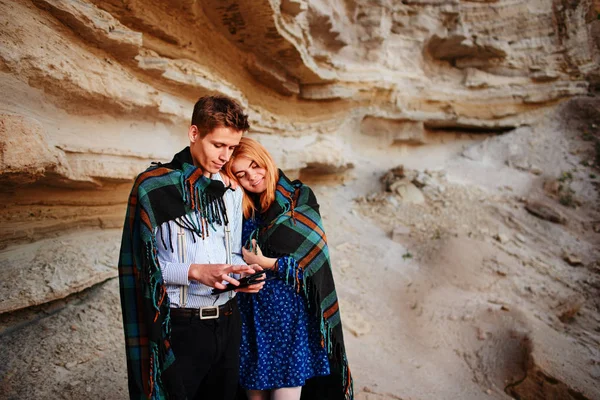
<box><xmin>118</xmin><ymin>95</ymin><xmax>353</xmax><ymax>400</ymax></box>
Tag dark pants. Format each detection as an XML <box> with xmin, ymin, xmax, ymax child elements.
<box><xmin>169</xmin><ymin>300</ymin><xmax>242</xmax><ymax>400</ymax></box>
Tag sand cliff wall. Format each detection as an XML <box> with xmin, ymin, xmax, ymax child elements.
<box><xmin>0</xmin><ymin>0</ymin><xmax>598</xmax><ymax>323</ymax></box>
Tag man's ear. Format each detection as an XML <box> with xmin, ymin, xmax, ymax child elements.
<box><xmin>188</xmin><ymin>125</ymin><xmax>199</xmax><ymax>143</ymax></box>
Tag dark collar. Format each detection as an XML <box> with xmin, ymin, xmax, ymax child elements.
<box><xmin>162</xmin><ymin>146</ymin><xmax>195</xmax><ymax>171</ymax></box>
<box><xmin>158</xmin><ymin>146</ymin><xmax>230</xmax><ymax>198</ymax></box>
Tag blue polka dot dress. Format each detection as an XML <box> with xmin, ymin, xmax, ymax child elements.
<box><xmin>237</xmin><ymin>217</ymin><xmax>330</xmax><ymax>390</ymax></box>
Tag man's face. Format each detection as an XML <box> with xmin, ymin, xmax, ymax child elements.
<box><xmin>189</xmin><ymin>125</ymin><xmax>243</xmax><ymax>177</ymax></box>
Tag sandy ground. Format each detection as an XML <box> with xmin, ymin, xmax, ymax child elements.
<box><xmin>333</xmin><ymin>98</ymin><xmax>600</xmax><ymax>399</ymax></box>
<box><xmin>1</xmin><ymin>98</ymin><xmax>599</xmax><ymax>399</ymax></box>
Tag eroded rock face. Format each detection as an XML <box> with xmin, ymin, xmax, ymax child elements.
<box><xmin>0</xmin><ymin>114</ymin><xmax>62</xmax><ymax>186</ymax></box>
<box><xmin>0</xmin><ymin>0</ymin><xmax>599</xmax><ymax>398</ymax></box>
<box><xmin>0</xmin><ymin>0</ymin><xmax>597</xmax><ymax>323</ymax></box>
<box><xmin>0</xmin><ymin>0</ymin><xmax>597</xmax><ymax>189</ymax></box>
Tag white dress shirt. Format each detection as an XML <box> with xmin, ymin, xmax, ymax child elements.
<box><xmin>154</xmin><ymin>172</ymin><xmax>245</xmax><ymax>308</ymax></box>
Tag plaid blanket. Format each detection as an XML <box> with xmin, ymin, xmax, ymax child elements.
<box><xmin>251</xmin><ymin>171</ymin><xmax>354</xmax><ymax>400</ymax></box>
<box><xmin>118</xmin><ymin>147</ymin><xmax>228</xmax><ymax>399</ymax></box>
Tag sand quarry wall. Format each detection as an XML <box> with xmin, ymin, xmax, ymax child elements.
<box><xmin>0</xmin><ymin>0</ymin><xmax>599</xmax><ymax>398</ymax></box>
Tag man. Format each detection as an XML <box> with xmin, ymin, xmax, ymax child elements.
<box><xmin>118</xmin><ymin>95</ymin><xmax>264</xmax><ymax>400</ymax></box>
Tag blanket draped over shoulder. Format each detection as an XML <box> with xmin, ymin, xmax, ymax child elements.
<box><xmin>118</xmin><ymin>147</ymin><xmax>229</xmax><ymax>399</ymax></box>
<box><xmin>250</xmin><ymin>170</ymin><xmax>354</xmax><ymax>400</ymax></box>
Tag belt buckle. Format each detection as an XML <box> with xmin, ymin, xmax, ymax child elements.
<box><xmin>199</xmin><ymin>306</ymin><xmax>219</xmax><ymax>320</ymax></box>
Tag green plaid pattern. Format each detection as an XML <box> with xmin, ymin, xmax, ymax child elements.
<box><xmin>253</xmin><ymin>172</ymin><xmax>354</xmax><ymax>400</ymax></box>
<box><xmin>118</xmin><ymin>161</ymin><xmax>212</xmax><ymax>399</ymax></box>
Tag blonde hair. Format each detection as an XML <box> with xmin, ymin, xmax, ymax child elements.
<box><xmin>224</xmin><ymin>137</ymin><xmax>279</xmax><ymax>219</ymax></box>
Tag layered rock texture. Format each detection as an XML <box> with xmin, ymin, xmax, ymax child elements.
<box><xmin>1</xmin><ymin>0</ymin><xmax>599</xmax><ymax>398</ymax></box>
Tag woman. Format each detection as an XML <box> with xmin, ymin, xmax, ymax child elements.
<box><xmin>225</xmin><ymin>137</ymin><xmax>353</xmax><ymax>400</ymax></box>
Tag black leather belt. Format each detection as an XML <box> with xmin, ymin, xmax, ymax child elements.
<box><xmin>170</xmin><ymin>299</ymin><xmax>234</xmax><ymax>320</ymax></box>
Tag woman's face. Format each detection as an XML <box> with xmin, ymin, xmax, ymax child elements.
<box><xmin>231</xmin><ymin>156</ymin><xmax>267</xmax><ymax>194</ymax></box>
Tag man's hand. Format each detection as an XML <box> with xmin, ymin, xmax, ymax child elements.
<box><xmin>188</xmin><ymin>263</ymin><xmax>255</xmax><ymax>289</ymax></box>
<box><xmin>235</xmin><ymin>281</ymin><xmax>265</xmax><ymax>293</ymax></box>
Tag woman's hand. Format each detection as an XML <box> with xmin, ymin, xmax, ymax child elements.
<box><xmin>220</xmin><ymin>174</ymin><xmax>238</xmax><ymax>190</ymax></box>
<box><xmin>242</xmin><ymin>239</ymin><xmax>278</xmax><ymax>270</ymax></box>
<box><xmin>235</xmin><ymin>263</ymin><xmax>265</xmax><ymax>293</ymax></box>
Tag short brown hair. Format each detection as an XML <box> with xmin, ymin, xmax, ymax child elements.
<box><xmin>191</xmin><ymin>95</ymin><xmax>249</xmax><ymax>137</ymax></box>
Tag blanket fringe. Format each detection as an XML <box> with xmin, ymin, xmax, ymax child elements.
<box><xmin>181</xmin><ymin>172</ymin><xmax>229</xmax><ymax>236</ymax></box>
